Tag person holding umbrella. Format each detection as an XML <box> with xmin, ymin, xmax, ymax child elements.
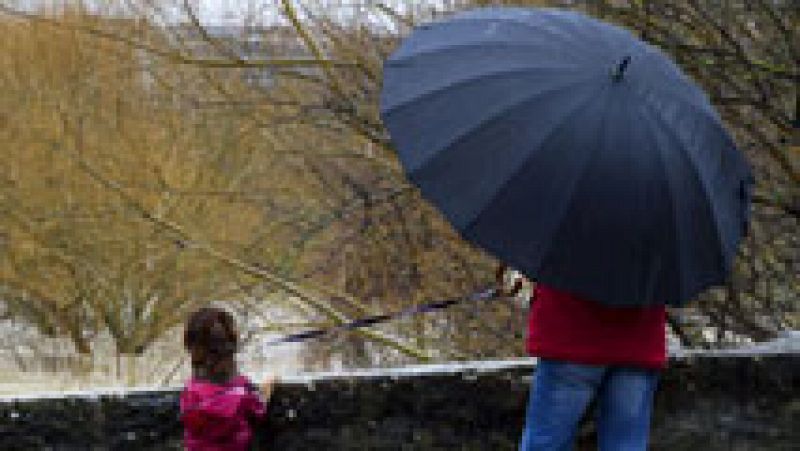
<box><xmin>520</xmin><ymin>283</ymin><xmax>666</xmax><ymax>449</ymax></box>
<box><xmin>381</xmin><ymin>6</ymin><xmax>752</xmax><ymax>451</ymax></box>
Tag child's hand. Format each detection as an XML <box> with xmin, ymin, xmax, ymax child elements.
<box><xmin>260</xmin><ymin>375</ymin><xmax>276</xmax><ymax>400</ymax></box>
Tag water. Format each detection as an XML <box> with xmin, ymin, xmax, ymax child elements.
<box><xmin>3</xmin><ymin>334</ymin><xmax>797</xmax><ymax>403</ymax></box>
<box><xmin>671</xmin><ymin>330</ymin><xmax>799</xmax><ymax>358</ymax></box>
<box><xmin>268</xmin><ymin>357</ymin><xmax>538</xmax><ymax>384</ymax></box>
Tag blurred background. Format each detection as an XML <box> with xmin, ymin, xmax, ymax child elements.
<box><xmin>0</xmin><ymin>0</ymin><xmax>796</xmax><ymax>394</ymax></box>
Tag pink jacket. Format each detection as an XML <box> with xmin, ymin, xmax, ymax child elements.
<box><xmin>180</xmin><ymin>375</ymin><xmax>266</xmax><ymax>451</ymax></box>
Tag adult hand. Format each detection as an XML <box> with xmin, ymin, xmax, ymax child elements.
<box><xmin>496</xmin><ymin>264</ymin><xmax>524</xmax><ymax>297</ymax></box>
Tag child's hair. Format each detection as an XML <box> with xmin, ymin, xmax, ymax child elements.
<box><xmin>184</xmin><ymin>307</ymin><xmax>239</xmax><ymax>382</ymax></box>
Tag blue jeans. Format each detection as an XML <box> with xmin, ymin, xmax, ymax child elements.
<box><xmin>520</xmin><ymin>359</ymin><xmax>659</xmax><ymax>451</ymax></box>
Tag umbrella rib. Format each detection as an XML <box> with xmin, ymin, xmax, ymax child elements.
<box><xmin>382</xmin><ymin>65</ymin><xmax>587</xmax><ymax>114</ymax></box>
<box><xmin>442</xmin><ymin>13</ymin><xmax>606</xmax><ymax>64</ymax></box>
<box><xmin>636</xmin><ymin>103</ymin><xmax>687</xmax><ymax>303</ymax></box>
<box><xmin>461</xmin><ymin>84</ymin><xmax>609</xmax><ymax>248</ymax></box>
<box><xmin>405</xmin><ymin>74</ymin><xmax>599</xmax><ymax>175</ymax></box>
<box><xmin>639</xmin><ymin>100</ymin><xmax>729</xmax><ymax>278</ymax></box>
<box><xmin>389</xmin><ymin>40</ymin><xmax>589</xmax><ymax>68</ymax></box>
<box><xmin>642</xmin><ymin>86</ymin><xmax>733</xmax><ymax>149</ymax></box>
<box><xmin>522</xmin><ymin>88</ymin><xmax>614</xmax><ymax>279</ymax></box>
<box><xmin>633</xmin><ymin>67</ymin><xmax>746</xmax><ymax>267</ymax></box>
<box><xmin>633</xmin><ymin>71</ymin><xmax>716</xmax><ymax>119</ymax></box>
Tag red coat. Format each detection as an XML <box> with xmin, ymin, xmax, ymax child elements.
<box><xmin>527</xmin><ymin>284</ymin><xmax>667</xmax><ymax>369</ymax></box>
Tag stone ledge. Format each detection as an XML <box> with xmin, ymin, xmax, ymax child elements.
<box><xmin>0</xmin><ymin>354</ymin><xmax>796</xmax><ymax>450</ymax></box>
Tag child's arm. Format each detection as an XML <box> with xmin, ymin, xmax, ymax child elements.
<box><xmin>241</xmin><ymin>376</ymin><xmax>273</xmax><ymax>420</ymax></box>
<box><xmin>259</xmin><ymin>375</ymin><xmax>276</xmax><ymax>403</ymax></box>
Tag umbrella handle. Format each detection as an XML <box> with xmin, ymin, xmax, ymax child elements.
<box><xmin>495</xmin><ymin>264</ymin><xmax>523</xmax><ymax>297</ymax></box>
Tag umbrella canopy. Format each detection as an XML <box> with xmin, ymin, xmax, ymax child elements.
<box><xmin>380</xmin><ymin>7</ymin><xmax>753</xmax><ymax>307</ymax></box>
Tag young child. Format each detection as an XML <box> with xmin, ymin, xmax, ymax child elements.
<box><xmin>180</xmin><ymin>307</ymin><xmax>274</xmax><ymax>450</ymax></box>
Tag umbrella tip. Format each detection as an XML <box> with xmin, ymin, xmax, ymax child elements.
<box><xmin>611</xmin><ymin>56</ymin><xmax>632</xmax><ymax>82</ymax></box>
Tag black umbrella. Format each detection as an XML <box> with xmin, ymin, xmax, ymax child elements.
<box><xmin>380</xmin><ymin>7</ymin><xmax>753</xmax><ymax>307</ymax></box>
